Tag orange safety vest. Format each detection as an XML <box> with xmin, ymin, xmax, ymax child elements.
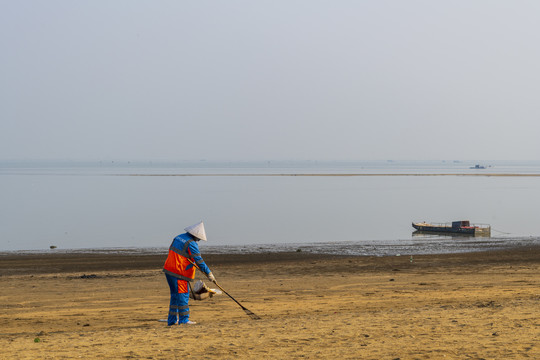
<box><xmin>163</xmin><ymin>234</ymin><xmax>198</xmax><ymax>281</ymax></box>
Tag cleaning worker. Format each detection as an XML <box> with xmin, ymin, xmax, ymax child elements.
<box><xmin>163</xmin><ymin>221</ymin><xmax>216</xmax><ymax>325</ymax></box>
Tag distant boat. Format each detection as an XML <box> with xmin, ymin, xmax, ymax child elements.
<box><xmin>470</xmin><ymin>164</ymin><xmax>486</xmax><ymax>169</ymax></box>
<box><xmin>412</xmin><ymin>220</ymin><xmax>491</xmax><ymax>236</ymax></box>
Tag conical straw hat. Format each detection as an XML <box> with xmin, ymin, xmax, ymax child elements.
<box><xmin>184</xmin><ymin>221</ymin><xmax>207</xmax><ymax>241</ymax></box>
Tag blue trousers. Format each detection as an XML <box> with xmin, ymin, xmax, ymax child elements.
<box><xmin>165</xmin><ymin>274</ymin><xmax>190</xmax><ymax>325</ymax></box>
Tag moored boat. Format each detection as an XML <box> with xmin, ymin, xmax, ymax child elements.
<box><xmin>412</xmin><ymin>220</ymin><xmax>491</xmax><ymax>236</ymax></box>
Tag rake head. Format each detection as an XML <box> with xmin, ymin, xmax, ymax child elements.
<box><xmin>243</xmin><ymin>307</ymin><xmax>261</xmax><ymax>320</ymax></box>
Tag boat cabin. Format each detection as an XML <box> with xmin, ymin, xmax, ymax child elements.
<box><xmin>452</xmin><ymin>220</ymin><xmax>471</xmax><ymax>228</ymax></box>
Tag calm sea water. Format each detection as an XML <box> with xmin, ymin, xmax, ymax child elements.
<box><xmin>1</xmin><ymin>160</ymin><xmax>540</xmax><ymax>255</ymax></box>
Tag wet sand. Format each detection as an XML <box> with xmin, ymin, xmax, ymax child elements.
<box><xmin>1</xmin><ymin>247</ymin><xmax>539</xmax><ymax>359</ymax></box>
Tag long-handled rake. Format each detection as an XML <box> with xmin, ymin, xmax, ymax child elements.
<box><xmin>186</xmin><ymin>258</ymin><xmax>261</xmax><ymax>320</ymax></box>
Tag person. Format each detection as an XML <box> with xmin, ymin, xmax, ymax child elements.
<box><xmin>163</xmin><ymin>221</ymin><xmax>216</xmax><ymax>325</ymax></box>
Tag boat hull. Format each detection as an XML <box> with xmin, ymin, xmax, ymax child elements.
<box><xmin>412</xmin><ymin>222</ymin><xmax>490</xmax><ymax>237</ymax></box>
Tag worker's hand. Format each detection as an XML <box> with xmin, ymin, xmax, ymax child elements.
<box><xmin>208</xmin><ymin>272</ymin><xmax>216</xmax><ymax>283</ymax></box>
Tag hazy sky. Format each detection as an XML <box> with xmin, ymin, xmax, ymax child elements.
<box><xmin>2</xmin><ymin>1</ymin><xmax>540</xmax><ymax>161</ymax></box>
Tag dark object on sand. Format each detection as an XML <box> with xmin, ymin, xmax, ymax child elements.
<box><xmin>80</xmin><ymin>274</ymin><xmax>99</xmax><ymax>279</ymax></box>
<box><xmin>412</xmin><ymin>220</ymin><xmax>491</xmax><ymax>237</ymax></box>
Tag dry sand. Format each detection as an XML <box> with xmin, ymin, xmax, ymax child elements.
<box><xmin>1</xmin><ymin>247</ymin><xmax>539</xmax><ymax>359</ymax></box>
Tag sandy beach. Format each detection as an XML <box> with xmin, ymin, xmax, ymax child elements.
<box><xmin>1</xmin><ymin>247</ymin><xmax>539</xmax><ymax>359</ymax></box>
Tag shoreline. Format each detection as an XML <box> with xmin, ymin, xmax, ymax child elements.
<box><xmin>2</xmin><ymin>234</ymin><xmax>539</xmax><ymax>256</ymax></box>
<box><xmin>1</xmin><ymin>245</ymin><xmax>539</xmax><ymax>276</ymax></box>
